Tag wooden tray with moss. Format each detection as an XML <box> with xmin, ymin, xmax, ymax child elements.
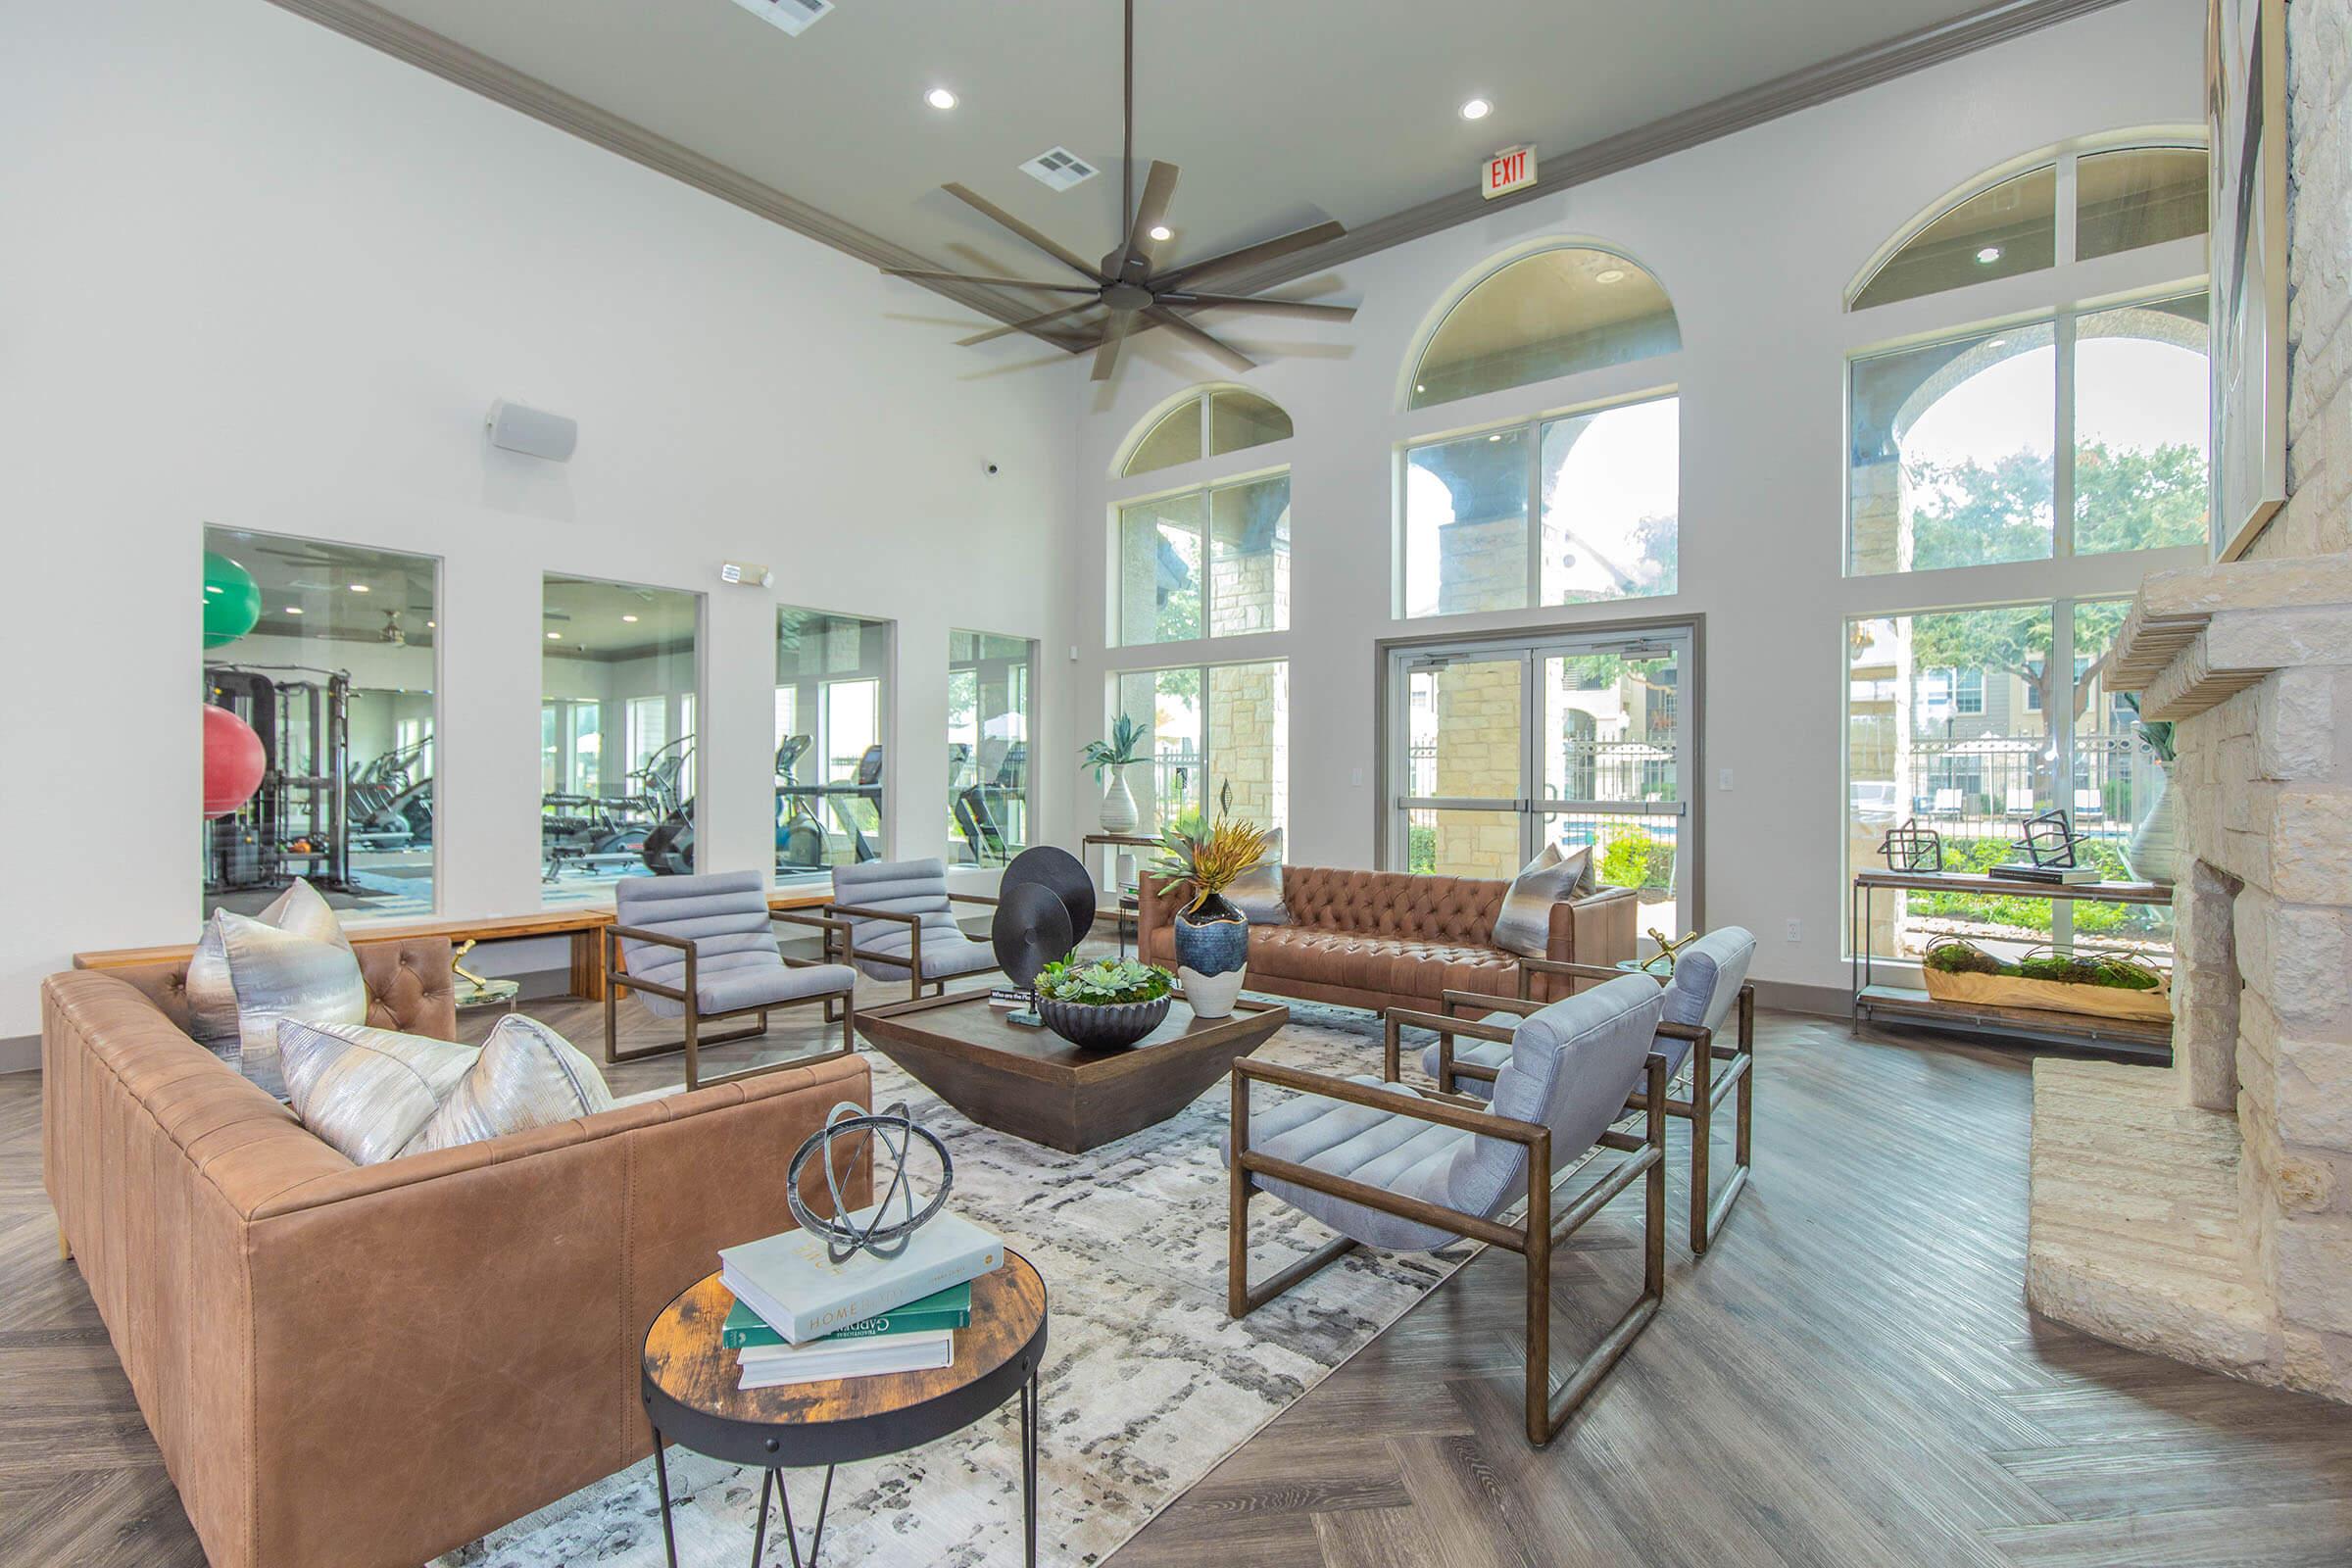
<box><xmin>1919</xmin><ymin>939</ymin><xmax>2171</xmax><ymax>1023</ymax></box>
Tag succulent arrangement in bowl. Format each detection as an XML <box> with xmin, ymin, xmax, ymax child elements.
<box><xmin>1033</xmin><ymin>957</ymin><xmax>1176</xmax><ymax>1049</ymax></box>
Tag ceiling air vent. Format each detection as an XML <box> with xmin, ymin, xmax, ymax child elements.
<box><xmin>728</xmin><ymin>0</ymin><xmax>833</xmax><ymax>37</ymax></box>
<box><xmin>1020</xmin><ymin>147</ymin><xmax>1099</xmax><ymax>192</ymax></box>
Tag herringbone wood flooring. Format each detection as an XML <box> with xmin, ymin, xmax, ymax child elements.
<box><xmin>8</xmin><ymin>997</ymin><xmax>2352</xmax><ymax>1566</ymax></box>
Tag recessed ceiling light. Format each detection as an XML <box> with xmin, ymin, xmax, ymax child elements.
<box><xmin>1975</xmin><ymin>245</ymin><xmax>2003</xmax><ymax>265</ymax></box>
<box><xmin>925</xmin><ymin>87</ymin><xmax>957</xmax><ymax>110</ymax></box>
<box><xmin>285</xmin><ymin>606</ymin><xmax>303</xmax><ymax>615</ymax></box>
<box><xmin>547</xmin><ymin>630</ymin><xmax>562</xmax><ymax>640</ymax></box>
<box><xmin>425</xmin><ymin>619</ymin><xmax>436</xmax><ymax>628</ymax></box>
<box><xmin>1985</xmin><ymin>337</ymin><xmax>2009</xmax><ymax>349</ymax></box>
<box><xmin>1594</xmin><ymin>268</ymin><xmax>1627</xmax><ymax>284</ymax></box>
<box><xmin>348</xmin><ymin>582</ymin><xmax>370</xmax><ymax>593</ymax></box>
<box><xmin>1459</xmin><ymin>97</ymin><xmax>1492</xmax><ymax>121</ymax></box>
<box><xmin>1487</xmin><ymin>433</ymin><xmax>1503</xmax><ymax>442</ymax></box>
<box><xmin>621</xmin><ymin>613</ymin><xmax>640</xmax><ymax>623</ymax></box>
<box><xmin>1414</xmin><ymin>382</ymin><xmax>1426</xmax><ymax>393</ymax></box>
<box><xmin>1148</xmin><ymin>224</ymin><xmax>1172</xmax><ymax>242</ymax></box>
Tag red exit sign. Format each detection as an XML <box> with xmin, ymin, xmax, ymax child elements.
<box><xmin>1482</xmin><ymin>145</ymin><xmax>1537</xmax><ymax>200</ymax></box>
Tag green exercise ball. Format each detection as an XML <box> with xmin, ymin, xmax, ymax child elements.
<box><xmin>202</xmin><ymin>551</ymin><xmax>261</xmax><ymax>648</ymax></box>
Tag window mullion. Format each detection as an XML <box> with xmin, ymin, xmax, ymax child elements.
<box><xmin>1196</xmin><ymin>485</ymin><xmax>1214</xmax><ymax>642</ymax></box>
<box><xmin>2054</xmin><ymin>309</ymin><xmax>2079</xmax><ymax>559</ymax></box>
<box><xmin>2049</xmin><ymin>599</ymin><xmax>2077</xmax><ymax>954</ymax></box>
<box><xmin>1525</xmin><ymin>418</ymin><xmax>1544</xmax><ymax>610</ymax></box>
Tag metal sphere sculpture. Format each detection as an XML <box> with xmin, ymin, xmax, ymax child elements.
<box><xmin>785</xmin><ymin>1100</ymin><xmax>954</xmax><ymax>1264</ymax></box>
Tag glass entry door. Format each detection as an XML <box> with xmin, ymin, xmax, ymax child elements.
<box><xmin>1392</xmin><ymin>624</ymin><xmax>1695</xmax><ymax>944</ymax></box>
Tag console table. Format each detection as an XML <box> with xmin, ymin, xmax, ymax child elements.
<box><xmin>1849</xmin><ymin>869</ymin><xmax>2174</xmax><ymax>1058</ymax></box>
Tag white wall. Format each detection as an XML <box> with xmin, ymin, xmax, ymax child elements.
<box><xmin>1049</xmin><ymin>0</ymin><xmax>2211</xmax><ymax>998</ymax></box>
<box><xmin>0</xmin><ymin>0</ymin><xmax>1079</xmax><ymax>1038</ymax></box>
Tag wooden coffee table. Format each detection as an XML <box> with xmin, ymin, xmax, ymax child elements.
<box><xmin>857</xmin><ymin>993</ymin><xmax>1290</xmax><ymax>1152</ymax></box>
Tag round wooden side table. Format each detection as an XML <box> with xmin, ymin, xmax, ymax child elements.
<box><xmin>640</xmin><ymin>1252</ymin><xmax>1049</xmax><ymax>1568</ymax></box>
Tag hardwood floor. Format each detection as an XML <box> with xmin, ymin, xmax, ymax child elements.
<box><xmin>8</xmin><ymin>996</ymin><xmax>2351</xmax><ymax>1566</ymax></box>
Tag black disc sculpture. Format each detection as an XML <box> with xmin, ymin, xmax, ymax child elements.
<box><xmin>998</xmin><ymin>845</ymin><xmax>1097</xmax><ymax>949</ymax></box>
<box><xmin>991</xmin><ymin>883</ymin><xmax>1071</xmax><ymax>1028</ymax></box>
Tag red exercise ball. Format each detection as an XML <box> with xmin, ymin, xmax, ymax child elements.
<box><xmin>203</xmin><ymin>705</ymin><xmax>267</xmax><ymax>819</ymax></box>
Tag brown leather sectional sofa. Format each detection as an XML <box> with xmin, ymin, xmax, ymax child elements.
<box><xmin>1138</xmin><ymin>864</ymin><xmax>1639</xmax><ymax>1014</ymax></box>
<box><xmin>41</xmin><ymin>937</ymin><xmax>869</xmax><ymax>1568</ymax></box>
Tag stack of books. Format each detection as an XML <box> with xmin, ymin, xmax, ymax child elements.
<box><xmin>717</xmin><ymin>1204</ymin><xmax>1004</xmax><ymax>1390</ymax></box>
<box><xmin>1986</xmin><ymin>862</ymin><xmax>2103</xmax><ymax>885</ymax></box>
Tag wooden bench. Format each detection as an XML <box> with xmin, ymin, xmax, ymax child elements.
<box><xmin>73</xmin><ymin>891</ymin><xmax>833</xmax><ymax>1003</ymax></box>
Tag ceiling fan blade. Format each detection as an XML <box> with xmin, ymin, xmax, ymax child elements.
<box><xmin>1090</xmin><ymin>311</ymin><xmax>1136</xmax><ymax>382</ymax></box>
<box><xmin>958</xmin><ymin>301</ymin><xmax>1099</xmax><ymax>349</ymax></box>
<box><xmin>1144</xmin><ymin>305</ymin><xmax>1254</xmax><ymax>373</ymax></box>
<box><xmin>1119</xmin><ymin>161</ymin><xmax>1179</xmax><ymax>273</ymax></box>
<box><xmin>885</xmin><ymin>268</ymin><xmax>1101</xmax><ymax>295</ymax></box>
<box><xmin>1158</xmin><ymin>220</ymin><xmax>1347</xmax><ymax>289</ymax></box>
<box><xmin>1158</xmin><ymin>293</ymin><xmax>1357</xmax><ymax>320</ymax></box>
<box><xmin>941</xmin><ymin>183</ymin><xmax>1105</xmax><ymax>283</ymax></box>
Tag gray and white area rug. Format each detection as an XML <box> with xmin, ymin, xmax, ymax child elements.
<box><xmin>440</xmin><ymin>1004</ymin><xmax>1478</xmax><ymax>1568</ymax></box>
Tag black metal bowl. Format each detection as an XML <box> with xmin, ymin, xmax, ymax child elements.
<box><xmin>1036</xmin><ymin>994</ymin><xmax>1170</xmax><ymax>1050</ymax></box>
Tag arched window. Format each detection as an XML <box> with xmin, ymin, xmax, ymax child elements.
<box><xmin>1408</xmin><ymin>246</ymin><xmax>1679</xmax><ymax>410</ymax></box>
<box><xmin>1849</xmin><ymin>141</ymin><xmax>2206</xmax><ymax>312</ymax></box>
<box><xmin>1112</xmin><ymin>386</ymin><xmax>1292</xmax><ymax>646</ymax></box>
<box><xmin>1846</xmin><ymin>138</ymin><xmax>2211</xmax><ymax>575</ymax></box>
<box><xmin>1120</xmin><ymin>386</ymin><xmax>1292</xmax><ymax>478</ymax></box>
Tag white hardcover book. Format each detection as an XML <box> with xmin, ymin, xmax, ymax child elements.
<box><xmin>736</xmin><ymin>1328</ymin><xmax>956</xmax><ymax>1389</ymax></box>
<box><xmin>719</xmin><ymin>1204</ymin><xmax>1004</xmax><ymax>1345</ymax></box>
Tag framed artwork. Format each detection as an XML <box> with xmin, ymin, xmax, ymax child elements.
<box><xmin>2207</xmin><ymin>0</ymin><xmax>2288</xmax><ymax>561</ymax></box>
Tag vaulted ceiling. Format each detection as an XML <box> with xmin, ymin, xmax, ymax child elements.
<box><xmin>271</xmin><ymin>0</ymin><xmax>2124</xmax><ymax>336</ymax></box>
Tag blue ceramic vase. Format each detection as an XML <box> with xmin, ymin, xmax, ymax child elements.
<box><xmin>1172</xmin><ymin>893</ymin><xmax>1250</xmax><ymax>1018</ymax></box>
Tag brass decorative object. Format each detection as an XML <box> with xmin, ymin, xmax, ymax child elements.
<box><xmin>1640</xmin><ymin>927</ymin><xmax>1699</xmax><ymax>977</ymax></box>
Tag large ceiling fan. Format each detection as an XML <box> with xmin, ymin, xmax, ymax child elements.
<box><xmin>885</xmin><ymin>0</ymin><xmax>1356</xmax><ymax>382</ymax></box>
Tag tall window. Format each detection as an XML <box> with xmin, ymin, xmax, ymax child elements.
<box><xmin>1847</xmin><ymin>295</ymin><xmax>2210</xmax><ymax>574</ymax></box>
<box><xmin>950</xmin><ymin>630</ymin><xmax>1035</xmax><ymax>864</ymax></box>
<box><xmin>202</xmin><ymin>528</ymin><xmax>440</xmax><ymax>921</ymax></box>
<box><xmin>1109</xmin><ymin>661</ymin><xmax>1288</xmax><ymax>836</ymax></box>
<box><xmin>1847</xmin><ymin>599</ymin><xmax>2171</xmax><ymax>960</ymax></box>
<box><xmin>540</xmin><ymin>574</ymin><xmax>700</xmax><ymax>906</ymax></box>
<box><xmin>1113</xmin><ymin>387</ymin><xmax>1293</xmax><ymax>648</ymax></box>
<box><xmin>1840</xmin><ymin>136</ymin><xmax>2206</xmax><ymax>969</ymax></box>
<box><xmin>1409</xmin><ymin>246</ymin><xmax>1679</xmax><ymax>410</ymax></box>
<box><xmin>1403</xmin><ymin>392</ymin><xmax>1678</xmax><ymax>617</ymax></box>
<box><xmin>776</xmin><ymin>606</ymin><xmax>893</xmax><ymax>878</ymax></box>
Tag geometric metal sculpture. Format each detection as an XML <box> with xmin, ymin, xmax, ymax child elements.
<box><xmin>1877</xmin><ymin>816</ymin><xmax>1944</xmax><ymax>873</ymax></box>
<box><xmin>785</xmin><ymin>1100</ymin><xmax>954</xmax><ymax>1264</ymax></box>
<box><xmin>2012</xmin><ymin>808</ymin><xmax>2082</xmax><ymax>869</ymax></box>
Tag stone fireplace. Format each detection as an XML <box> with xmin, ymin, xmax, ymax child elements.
<box><xmin>2024</xmin><ymin>2</ymin><xmax>2352</xmax><ymax>1397</ymax></box>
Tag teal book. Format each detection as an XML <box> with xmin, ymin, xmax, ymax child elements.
<box><xmin>722</xmin><ymin>1282</ymin><xmax>972</xmax><ymax>1348</ymax></box>
<box><xmin>718</xmin><ymin>1204</ymin><xmax>1003</xmax><ymax>1345</ymax></box>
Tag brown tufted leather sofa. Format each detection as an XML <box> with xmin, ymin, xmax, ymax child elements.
<box><xmin>41</xmin><ymin>937</ymin><xmax>870</xmax><ymax>1568</ymax></box>
<box><xmin>1138</xmin><ymin>865</ymin><xmax>1639</xmax><ymax>1015</ymax></box>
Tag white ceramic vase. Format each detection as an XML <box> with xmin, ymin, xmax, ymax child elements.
<box><xmin>1180</xmin><ymin>964</ymin><xmax>1248</xmax><ymax>1019</ymax></box>
<box><xmin>2126</xmin><ymin>764</ymin><xmax>2181</xmax><ymax>887</ymax></box>
<box><xmin>1099</xmin><ymin>765</ymin><xmax>1140</xmax><ymax>834</ymax></box>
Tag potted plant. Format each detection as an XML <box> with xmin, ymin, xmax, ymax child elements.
<box><xmin>1920</xmin><ymin>937</ymin><xmax>2171</xmax><ymax>1023</ymax></box>
<box><xmin>1149</xmin><ymin>815</ymin><xmax>1267</xmax><ymax>1019</ymax></box>
<box><xmin>1033</xmin><ymin>956</ymin><xmax>1175</xmax><ymax>1049</ymax></box>
<box><xmin>1082</xmin><ymin>714</ymin><xmax>1148</xmax><ymax>835</ymax></box>
<box><xmin>2121</xmin><ymin>694</ymin><xmax>2180</xmax><ymax>886</ymax></box>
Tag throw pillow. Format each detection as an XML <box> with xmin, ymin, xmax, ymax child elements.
<box><xmin>406</xmin><ymin>1015</ymin><xmax>615</xmax><ymax>1156</ymax></box>
<box><xmin>1225</xmin><ymin>828</ymin><xmax>1290</xmax><ymax>926</ymax></box>
<box><xmin>277</xmin><ymin>1018</ymin><xmax>477</xmax><ymax>1166</ymax></box>
<box><xmin>185</xmin><ymin>879</ymin><xmax>351</xmax><ymax>1068</ymax></box>
<box><xmin>214</xmin><ymin>907</ymin><xmax>368</xmax><ymax>1099</ymax></box>
<box><xmin>1491</xmin><ymin>842</ymin><xmax>1595</xmax><ymax>958</ymax></box>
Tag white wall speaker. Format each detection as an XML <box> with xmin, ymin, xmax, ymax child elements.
<box><xmin>485</xmin><ymin>399</ymin><xmax>577</xmax><ymax>462</ymax></box>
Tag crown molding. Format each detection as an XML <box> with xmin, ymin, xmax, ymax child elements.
<box><xmin>269</xmin><ymin>0</ymin><xmax>2128</xmax><ymax>331</ymax></box>
<box><xmin>1213</xmin><ymin>0</ymin><xmax>2134</xmax><ymax>297</ymax></box>
<box><xmin>263</xmin><ymin>0</ymin><xmax>1083</xmax><ymax>350</ymax></box>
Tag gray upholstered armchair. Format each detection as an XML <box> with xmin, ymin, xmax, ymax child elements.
<box><xmin>1425</xmin><ymin>926</ymin><xmax>1758</xmax><ymax>1254</ymax></box>
<box><xmin>827</xmin><ymin>858</ymin><xmax>1003</xmax><ymax>1002</ymax></box>
<box><xmin>605</xmin><ymin>870</ymin><xmax>858</xmax><ymax>1091</ymax></box>
<box><xmin>1229</xmin><ymin>975</ymin><xmax>1670</xmax><ymax>1446</ymax></box>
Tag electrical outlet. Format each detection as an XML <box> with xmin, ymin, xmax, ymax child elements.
<box><xmin>1349</xmin><ymin>766</ymin><xmax>1365</xmax><ymax>787</ymax></box>
<box><xmin>1719</xmin><ymin>766</ymin><xmax>1735</xmax><ymax>791</ymax></box>
<box><xmin>1785</xmin><ymin>917</ymin><xmax>1803</xmax><ymax>943</ymax></box>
